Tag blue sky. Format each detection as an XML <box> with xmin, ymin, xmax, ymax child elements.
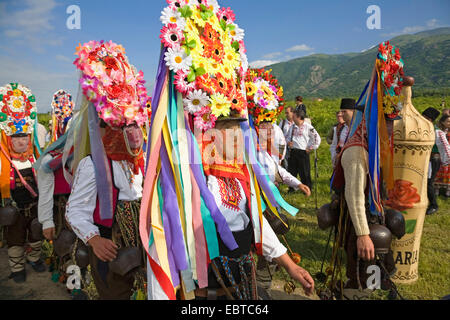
<box><xmin>0</xmin><ymin>0</ymin><xmax>449</xmax><ymax>113</ymax></box>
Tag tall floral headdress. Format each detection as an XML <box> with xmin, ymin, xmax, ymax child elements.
<box><xmin>0</xmin><ymin>83</ymin><xmax>37</xmax><ymax>136</ymax></box>
<box><xmin>74</xmin><ymin>40</ymin><xmax>150</xmax><ymax>128</ymax></box>
<box><xmin>50</xmin><ymin>89</ymin><xmax>74</xmax><ymax>142</ymax></box>
<box><xmin>160</xmin><ymin>0</ymin><xmax>249</xmax><ymax>130</ymax></box>
<box><xmin>245</xmin><ymin>68</ymin><xmax>284</xmax><ymax>126</ymax></box>
<box><xmin>140</xmin><ymin>0</ymin><xmax>298</xmax><ymax>301</ymax></box>
<box><xmin>377</xmin><ymin>41</ymin><xmax>405</xmax><ymax>120</ymax></box>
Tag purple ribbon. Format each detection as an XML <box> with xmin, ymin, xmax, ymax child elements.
<box><xmin>88</xmin><ymin>102</ymin><xmax>114</xmax><ymax>221</ymax></box>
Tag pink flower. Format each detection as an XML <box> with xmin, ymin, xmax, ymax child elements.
<box><xmin>174</xmin><ymin>70</ymin><xmax>196</xmax><ymax>94</ymax></box>
<box><xmin>166</xmin><ymin>0</ymin><xmax>186</xmax><ymax>9</ymax></box>
<box><xmin>217</xmin><ymin>7</ymin><xmax>235</xmax><ymax>23</ymax></box>
<box><xmin>160</xmin><ymin>23</ymin><xmax>185</xmax><ymax>48</ymax></box>
<box><xmin>194</xmin><ymin>107</ymin><xmax>217</xmax><ymax>131</ymax></box>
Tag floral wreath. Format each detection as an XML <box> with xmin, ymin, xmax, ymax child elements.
<box><xmin>245</xmin><ymin>68</ymin><xmax>284</xmax><ymax>126</ymax></box>
<box><xmin>160</xmin><ymin>0</ymin><xmax>249</xmax><ymax>131</ymax></box>
<box><xmin>74</xmin><ymin>40</ymin><xmax>150</xmax><ymax>128</ymax></box>
<box><xmin>377</xmin><ymin>41</ymin><xmax>405</xmax><ymax>119</ymax></box>
<box><xmin>0</xmin><ymin>83</ymin><xmax>37</xmax><ymax>136</ymax></box>
<box><xmin>51</xmin><ymin>90</ymin><xmax>74</xmax><ymax>126</ymax></box>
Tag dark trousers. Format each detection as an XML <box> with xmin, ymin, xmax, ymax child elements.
<box><xmin>6</xmin><ymin>205</ymin><xmax>40</xmax><ymax>246</ymax></box>
<box><xmin>427</xmin><ymin>157</ymin><xmax>441</xmax><ymax>209</ymax></box>
<box><xmin>288</xmin><ymin>148</ymin><xmax>312</xmax><ymax>189</ymax></box>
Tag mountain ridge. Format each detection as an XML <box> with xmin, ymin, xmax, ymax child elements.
<box><xmin>267</xmin><ymin>27</ymin><xmax>450</xmax><ymax>99</ymax></box>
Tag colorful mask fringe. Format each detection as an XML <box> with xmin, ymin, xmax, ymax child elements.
<box><xmin>333</xmin><ymin>42</ymin><xmax>404</xmax><ymax>216</ymax></box>
<box><xmin>245</xmin><ymin>68</ymin><xmax>285</xmax><ymax>126</ymax></box>
<box><xmin>51</xmin><ymin>90</ymin><xmax>74</xmax><ymax>143</ymax></box>
<box><xmin>66</xmin><ymin>40</ymin><xmax>150</xmax><ymax>223</ymax></box>
<box><xmin>140</xmin><ymin>0</ymin><xmax>298</xmax><ymax>300</ymax></box>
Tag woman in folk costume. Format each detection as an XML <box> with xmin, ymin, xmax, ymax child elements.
<box><xmin>434</xmin><ymin>114</ymin><xmax>450</xmax><ymax>197</ymax></box>
<box><xmin>245</xmin><ymin>68</ymin><xmax>312</xmax><ymax>297</ymax></box>
<box><xmin>0</xmin><ymin>83</ymin><xmax>44</xmax><ymax>283</ymax></box>
<box><xmin>64</xmin><ymin>40</ymin><xmax>151</xmax><ymax>300</ymax></box>
<box><xmin>140</xmin><ymin>0</ymin><xmax>314</xmax><ymax>300</ymax></box>
<box><xmin>320</xmin><ymin>42</ymin><xmax>406</xmax><ymax>300</ymax></box>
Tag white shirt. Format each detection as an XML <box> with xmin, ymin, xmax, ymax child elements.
<box><xmin>257</xmin><ymin>150</ymin><xmax>301</xmax><ymax>190</ymax></box>
<box><xmin>278</xmin><ymin>119</ymin><xmax>293</xmax><ymax>139</ymax></box>
<box><xmin>65</xmin><ymin>156</ymin><xmax>143</xmax><ymax>244</ymax></box>
<box><xmin>286</xmin><ymin>122</ymin><xmax>321</xmax><ymax>151</ymax></box>
<box><xmin>330</xmin><ymin>124</ymin><xmax>349</xmax><ymax>166</ymax></box>
<box><xmin>207</xmin><ymin>175</ymin><xmax>286</xmax><ymax>262</ymax></box>
<box><xmin>272</xmin><ymin>124</ymin><xmax>287</xmax><ymax>163</ymax></box>
<box><xmin>436</xmin><ymin>129</ymin><xmax>450</xmax><ymax>165</ymax></box>
<box><xmin>37</xmin><ymin>154</ymin><xmax>58</xmax><ymax>229</ymax></box>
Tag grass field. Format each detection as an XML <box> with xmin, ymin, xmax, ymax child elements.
<box><xmin>272</xmin><ymin>95</ymin><xmax>450</xmax><ymax>300</ymax></box>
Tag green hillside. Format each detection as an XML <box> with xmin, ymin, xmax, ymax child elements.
<box><xmin>269</xmin><ymin>27</ymin><xmax>450</xmax><ymax>100</ymax></box>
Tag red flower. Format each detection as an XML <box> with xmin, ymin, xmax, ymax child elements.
<box><xmin>104</xmin><ymin>56</ymin><xmax>118</xmax><ymax>70</ymax></box>
<box><xmin>385</xmin><ymin>180</ymin><xmax>421</xmax><ymax>211</ymax></box>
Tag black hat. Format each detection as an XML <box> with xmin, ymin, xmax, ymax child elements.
<box><xmin>422</xmin><ymin>107</ymin><xmax>440</xmax><ymax>122</ymax></box>
<box><xmin>340</xmin><ymin>98</ymin><xmax>357</xmax><ymax>110</ymax></box>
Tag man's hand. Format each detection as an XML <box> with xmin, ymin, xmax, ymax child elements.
<box><xmin>298</xmin><ymin>184</ymin><xmax>311</xmax><ymax>197</ymax></box>
<box><xmin>88</xmin><ymin>235</ymin><xmax>118</xmax><ymax>262</ymax></box>
<box><xmin>288</xmin><ymin>142</ymin><xmax>294</xmax><ymax>148</ymax></box>
<box><xmin>286</xmin><ymin>264</ymin><xmax>315</xmax><ymax>296</ymax></box>
<box><xmin>357</xmin><ymin>235</ymin><xmax>375</xmax><ymax>261</ymax></box>
<box><xmin>306</xmin><ymin>147</ymin><xmax>313</xmax><ymax>154</ymax></box>
<box><xmin>43</xmin><ymin>227</ymin><xmax>55</xmax><ymax>241</ymax></box>
<box><xmin>274</xmin><ymin>253</ymin><xmax>315</xmax><ymax>296</ymax></box>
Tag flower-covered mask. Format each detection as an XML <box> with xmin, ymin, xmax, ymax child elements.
<box><xmin>245</xmin><ymin>68</ymin><xmax>284</xmax><ymax>126</ymax></box>
<box><xmin>160</xmin><ymin>0</ymin><xmax>249</xmax><ymax>130</ymax></box>
<box><xmin>0</xmin><ymin>83</ymin><xmax>37</xmax><ymax>136</ymax></box>
<box><xmin>377</xmin><ymin>41</ymin><xmax>405</xmax><ymax>120</ymax></box>
<box><xmin>74</xmin><ymin>40</ymin><xmax>150</xmax><ymax>128</ymax></box>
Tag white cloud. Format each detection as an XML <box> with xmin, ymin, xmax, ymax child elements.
<box><xmin>381</xmin><ymin>18</ymin><xmax>448</xmax><ymax>37</ymax></box>
<box><xmin>249</xmin><ymin>60</ymin><xmax>280</xmax><ymax>68</ymax></box>
<box><xmin>286</xmin><ymin>44</ymin><xmax>314</xmax><ymax>52</ymax></box>
<box><xmin>0</xmin><ymin>55</ymin><xmax>79</xmax><ymax>114</ymax></box>
<box><xmin>0</xmin><ymin>0</ymin><xmax>63</xmax><ymax>53</ymax></box>
<box><xmin>262</xmin><ymin>52</ymin><xmax>283</xmax><ymax>59</ymax></box>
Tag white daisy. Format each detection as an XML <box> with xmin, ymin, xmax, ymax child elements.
<box><xmin>160</xmin><ymin>7</ymin><xmax>186</xmax><ymax>29</ymax></box>
<box><xmin>183</xmin><ymin>89</ymin><xmax>210</xmax><ymax>114</ymax></box>
<box><xmin>229</xmin><ymin>24</ymin><xmax>245</xmax><ymax>42</ymax></box>
<box><xmin>206</xmin><ymin>0</ymin><xmax>220</xmax><ymax>13</ymax></box>
<box><xmin>164</xmin><ymin>46</ymin><xmax>193</xmax><ymax>73</ymax></box>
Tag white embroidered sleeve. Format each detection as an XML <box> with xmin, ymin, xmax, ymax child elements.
<box><xmin>65</xmin><ymin>157</ymin><xmax>100</xmax><ymax>244</ymax></box>
<box><xmin>37</xmin><ymin>154</ymin><xmax>56</xmax><ymax>230</ymax></box>
<box><xmin>262</xmin><ymin>215</ymin><xmax>287</xmax><ymax>262</ymax></box>
<box><xmin>436</xmin><ymin>130</ymin><xmax>450</xmax><ymax>165</ymax></box>
<box><xmin>278</xmin><ymin>164</ymin><xmax>301</xmax><ymax>190</ymax></box>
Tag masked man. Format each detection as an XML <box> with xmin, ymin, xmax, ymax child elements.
<box><xmin>64</xmin><ymin>40</ymin><xmax>150</xmax><ymax>300</ymax></box>
<box><xmin>0</xmin><ymin>83</ymin><xmax>44</xmax><ymax>283</ymax></box>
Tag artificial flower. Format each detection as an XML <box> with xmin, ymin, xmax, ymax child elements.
<box><xmin>210</xmin><ymin>93</ymin><xmax>231</xmax><ymax>118</ymax></box>
<box><xmin>229</xmin><ymin>24</ymin><xmax>245</xmax><ymax>42</ymax></box>
<box><xmin>217</xmin><ymin>7</ymin><xmax>235</xmax><ymax>24</ymax></box>
<box><xmin>175</xmin><ymin>70</ymin><xmax>196</xmax><ymax>94</ymax></box>
<box><xmin>164</xmin><ymin>46</ymin><xmax>193</xmax><ymax>73</ymax></box>
<box><xmin>160</xmin><ymin>7</ymin><xmax>186</xmax><ymax>29</ymax></box>
<box><xmin>183</xmin><ymin>89</ymin><xmax>210</xmax><ymax>114</ymax></box>
<box><xmin>194</xmin><ymin>106</ymin><xmax>217</xmax><ymax>131</ymax></box>
<box><xmin>160</xmin><ymin>23</ymin><xmax>185</xmax><ymax>48</ymax></box>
